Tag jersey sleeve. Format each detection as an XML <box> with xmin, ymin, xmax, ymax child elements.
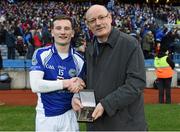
<box><xmin>30</xmin><ymin>49</ymin><xmax>45</xmax><ymax>72</ymax></box>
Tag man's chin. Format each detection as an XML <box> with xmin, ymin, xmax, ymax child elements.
<box><xmin>95</xmin><ymin>31</ymin><xmax>107</xmax><ymax>36</ymax></box>
<box><xmin>96</xmin><ymin>33</ymin><xmax>107</xmax><ymax>38</ymax></box>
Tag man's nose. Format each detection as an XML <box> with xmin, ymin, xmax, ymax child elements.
<box><xmin>95</xmin><ymin>18</ymin><xmax>102</xmax><ymax>25</ymax></box>
<box><xmin>60</xmin><ymin>29</ymin><xmax>66</xmax><ymax>34</ymax></box>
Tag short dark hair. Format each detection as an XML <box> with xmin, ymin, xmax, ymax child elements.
<box><xmin>51</xmin><ymin>15</ymin><xmax>74</xmax><ymax>29</ymax></box>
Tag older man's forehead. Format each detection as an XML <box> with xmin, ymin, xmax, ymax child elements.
<box><xmin>86</xmin><ymin>5</ymin><xmax>108</xmax><ymax>19</ymax></box>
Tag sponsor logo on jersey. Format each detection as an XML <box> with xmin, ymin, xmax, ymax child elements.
<box><xmin>45</xmin><ymin>64</ymin><xmax>55</xmax><ymax>70</ymax></box>
<box><xmin>58</xmin><ymin>65</ymin><xmax>66</xmax><ymax>70</ymax></box>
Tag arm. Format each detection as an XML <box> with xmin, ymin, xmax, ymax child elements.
<box><xmin>30</xmin><ymin>70</ymin><xmax>85</xmax><ymax>93</ymax></box>
<box><xmin>30</xmin><ymin>70</ymin><xmax>63</xmax><ymax>93</ymax></box>
<box><xmin>167</xmin><ymin>56</ymin><xmax>175</xmax><ymax>69</ymax></box>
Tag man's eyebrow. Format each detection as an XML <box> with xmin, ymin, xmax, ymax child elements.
<box><xmin>54</xmin><ymin>25</ymin><xmax>71</xmax><ymax>28</ymax></box>
<box><xmin>86</xmin><ymin>13</ymin><xmax>109</xmax><ymax>19</ymax></box>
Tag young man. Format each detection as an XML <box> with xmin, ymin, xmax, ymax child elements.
<box><xmin>29</xmin><ymin>15</ymin><xmax>85</xmax><ymax>131</ymax></box>
<box><xmin>72</xmin><ymin>5</ymin><xmax>147</xmax><ymax>131</ymax></box>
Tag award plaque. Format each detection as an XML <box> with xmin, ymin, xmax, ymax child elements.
<box><xmin>77</xmin><ymin>89</ymin><xmax>96</xmax><ymax>122</ymax></box>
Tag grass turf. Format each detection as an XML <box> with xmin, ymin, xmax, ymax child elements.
<box><xmin>0</xmin><ymin>104</ymin><xmax>180</xmax><ymax>131</ymax></box>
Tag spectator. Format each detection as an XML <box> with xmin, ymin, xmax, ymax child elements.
<box><xmin>15</xmin><ymin>36</ymin><xmax>26</xmax><ymax>56</ymax></box>
<box><xmin>173</xmin><ymin>30</ymin><xmax>180</xmax><ymax>53</ymax></box>
<box><xmin>42</xmin><ymin>26</ymin><xmax>52</xmax><ymax>46</ymax></box>
<box><xmin>5</xmin><ymin>27</ymin><xmax>16</xmax><ymax>59</ymax></box>
<box><xmin>33</xmin><ymin>28</ymin><xmax>43</xmax><ymax>49</ymax></box>
<box><xmin>142</xmin><ymin>30</ymin><xmax>155</xmax><ymax>59</ymax></box>
<box><xmin>155</xmin><ymin>39</ymin><xmax>161</xmax><ymax>56</ymax></box>
<box><xmin>24</xmin><ymin>28</ymin><xmax>34</xmax><ymax>59</ymax></box>
<box><xmin>0</xmin><ymin>23</ymin><xmax>6</xmax><ymax>45</ymax></box>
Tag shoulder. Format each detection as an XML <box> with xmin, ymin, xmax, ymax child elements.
<box><xmin>32</xmin><ymin>46</ymin><xmax>53</xmax><ymax>62</ymax></box>
<box><xmin>110</xmin><ymin>28</ymin><xmax>139</xmax><ymax>47</ymax></box>
<box><xmin>112</xmin><ymin>28</ymin><xmax>140</xmax><ymax>52</ymax></box>
<box><xmin>34</xmin><ymin>46</ymin><xmax>52</xmax><ymax>55</ymax></box>
<box><xmin>72</xmin><ymin>48</ymin><xmax>84</xmax><ymax>60</ymax></box>
<box><xmin>32</xmin><ymin>46</ymin><xmax>54</xmax><ymax>66</ymax></box>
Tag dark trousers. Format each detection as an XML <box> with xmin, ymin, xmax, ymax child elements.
<box><xmin>26</xmin><ymin>45</ymin><xmax>35</xmax><ymax>59</ymax></box>
<box><xmin>158</xmin><ymin>77</ymin><xmax>172</xmax><ymax>104</ymax></box>
<box><xmin>143</xmin><ymin>50</ymin><xmax>154</xmax><ymax>59</ymax></box>
<box><xmin>8</xmin><ymin>47</ymin><xmax>15</xmax><ymax>59</ymax></box>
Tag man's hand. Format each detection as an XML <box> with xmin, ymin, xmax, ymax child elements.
<box><xmin>71</xmin><ymin>97</ymin><xmax>83</xmax><ymax>111</ymax></box>
<box><xmin>63</xmin><ymin>77</ymin><xmax>86</xmax><ymax>93</ymax></box>
<box><xmin>92</xmin><ymin>103</ymin><xmax>104</xmax><ymax>120</ymax></box>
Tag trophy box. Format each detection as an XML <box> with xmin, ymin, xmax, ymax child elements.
<box><xmin>77</xmin><ymin>89</ymin><xmax>96</xmax><ymax>122</ymax></box>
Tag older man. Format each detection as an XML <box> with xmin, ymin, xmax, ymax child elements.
<box><xmin>72</xmin><ymin>5</ymin><xmax>147</xmax><ymax>131</ymax></box>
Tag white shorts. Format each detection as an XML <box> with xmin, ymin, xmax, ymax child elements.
<box><xmin>36</xmin><ymin>109</ymin><xmax>79</xmax><ymax>131</ymax></box>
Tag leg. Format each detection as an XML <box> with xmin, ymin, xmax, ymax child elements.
<box><xmin>158</xmin><ymin>78</ymin><xmax>164</xmax><ymax>103</ymax></box>
<box><xmin>57</xmin><ymin>109</ymin><xmax>79</xmax><ymax>131</ymax></box>
<box><xmin>36</xmin><ymin>112</ymin><xmax>58</xmax><ymax>131</ymax></box>
<box><xmin>36</xmin><ymin>109</ymin><xmax>79</xmax><ymax>131</ymax></box>
<box><xmin>165</xmin><ymin>78</ymin><xmax>172</xmax><ymax>104</ymax></box>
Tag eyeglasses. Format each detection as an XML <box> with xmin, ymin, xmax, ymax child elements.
<box><xmin>86</xmin><ymin>13</ymin><xmax>109</xmax><ymax>25</ymax></box>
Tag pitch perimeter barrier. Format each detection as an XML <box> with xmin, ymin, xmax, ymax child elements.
<box><xmin>1</xmin><ymin>59</ymin><xmax>31</xmax><ymax>89</ymax></box>
<box><xmin>3</xmin><ymin>59</ymin><xmax>31</xmax><ymax>69</ymax></box>
<box><xmin>0</xmin><ymin>59</ymin><xmax>180</xmax><ymax>89</ymax></box>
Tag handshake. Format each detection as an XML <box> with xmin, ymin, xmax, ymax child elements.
<box><xmin>62</xmin><ymin>77</ymin><xmax>86</xmax><ymax>93</ymax></box>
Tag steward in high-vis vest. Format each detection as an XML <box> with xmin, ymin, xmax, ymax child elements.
<box><xmin>154</xmin><ymin>56</ymin><xmax>174</xmax><ymax>78</ymax></box>
<box><xmin>154</xmin><ymin>48</ymin><xmax>175</xmax><ymax>104</ymax></box>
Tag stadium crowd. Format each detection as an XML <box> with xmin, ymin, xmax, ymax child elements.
<box><xmin>0</xmin><ymin>0</ymin><xmax>180</xmax><ymax>60</ymax></box>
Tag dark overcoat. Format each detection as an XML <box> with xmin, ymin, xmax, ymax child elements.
<box><xmin>86</xmin><ymin>27</ymin><xmax>147</xmax><ymax>131</ymax></box>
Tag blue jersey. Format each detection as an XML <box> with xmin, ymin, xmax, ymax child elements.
<box><xmin>30</xmin><ymin>45</ymin><xmax>85</xmax><ymax>117</ymax></box>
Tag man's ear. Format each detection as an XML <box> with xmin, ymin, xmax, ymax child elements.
<box><xmin>108</xmin><ymin>13</ymin><xmax>112</xmax><ymax>23</ymax></box>
<box><xmin>108</xmin><ymin>12</ymin><xmax>111</xmax><ymax>17</ymax></box>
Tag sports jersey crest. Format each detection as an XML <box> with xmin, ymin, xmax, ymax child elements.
<box><xmin>32</xmin><ymin>50</ymin><xmax>38</xmax><ymax>65</ymax></box>
<box><xmin>68</xmin><ymin>68</ymin><xmax>77</xmax><ymax>77</ymax></box>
